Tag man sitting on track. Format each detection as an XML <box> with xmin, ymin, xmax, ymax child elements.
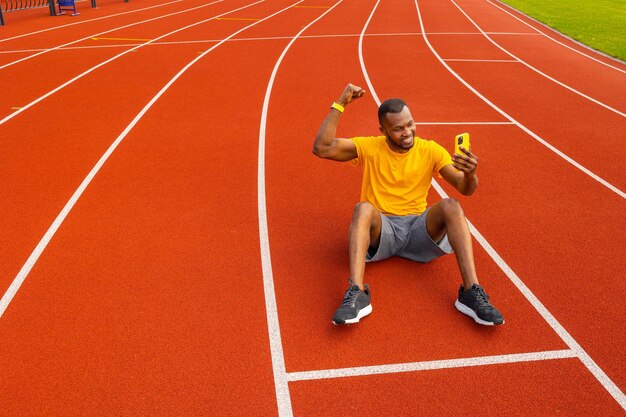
<box><xmin>312</xmin><ymin>83</ymin><xmax>504</xmax><ymax>326</ymax></box>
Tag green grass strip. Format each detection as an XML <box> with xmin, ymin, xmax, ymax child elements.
<box><xmin>498</xmin><ymin>0</ymin><xmax>626</xmax><ymax>61</ymax></box>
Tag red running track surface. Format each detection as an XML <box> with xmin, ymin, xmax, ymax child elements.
<box><xmin>1</xmin><ymin>0</ymin><xmax>624</xmax><ymax>415</ymax></box>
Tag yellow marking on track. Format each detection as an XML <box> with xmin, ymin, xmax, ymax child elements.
<box><xmin>294</xmin><ymin>5</ymin><xmax>331</xmax><ymax>8</ymax></box>
<box><xmin>215</xmin><ymin>17</ymin><xmax>259</xmax><ymax>21</ymax></box>
<box><xmin>91</xmin><ymin>37</ymin><xmax>152</xmax><ymax>42</ymax></box>
<box><xmin>11</xmin><ymin>107</ymin><xmax>22</xmax><ymax>110</ymax></box>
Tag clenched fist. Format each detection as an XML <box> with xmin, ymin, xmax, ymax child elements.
<box><xmin>337</xmin><ymin>83</ymin><xmax>365</xmax><ymax>107</ymax></box>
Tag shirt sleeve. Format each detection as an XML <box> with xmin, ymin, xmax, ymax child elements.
<box><xmin>431</xmin><ymin>141</ymin><xmax>453</xmax><ymax>172</ymax></box>
<box><xmin>349</xmin><ymin>136</ymin><xmax>365</xmax><ymax>167</ymax></box>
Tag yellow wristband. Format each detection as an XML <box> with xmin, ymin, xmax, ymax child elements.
<box><xmin>331</xmin><ymin>102</ymin><xmax>344</xmax><ymax>113</ymax></box>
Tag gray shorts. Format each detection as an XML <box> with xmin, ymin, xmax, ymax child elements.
<box><xmin>366</xmin><ymin>207</ymin><xmax>453</xmax><ymax>263</ymax></box>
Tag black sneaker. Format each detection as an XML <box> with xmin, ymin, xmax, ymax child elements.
<box><xmin>455</xmin><ymin>284</ymin><xmax>504</xmax><ymax>326</ymax></box>
<box><xmin>332</xmin><ymin>281</ymin><xmax>372</xmax><ymax>325</ymax></box>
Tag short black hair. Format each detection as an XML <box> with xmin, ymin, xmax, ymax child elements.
<box><xmin>378</xmin><ymin>98</ymin><xmax>407</xmax><ymax>125</ymax></box>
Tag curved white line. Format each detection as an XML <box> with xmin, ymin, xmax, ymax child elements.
<box><xmin>0</xmin><ymin>0</ymin><xmax>255</xmax><ymax>127</ymax></box>
<box><xmin>0</xmin><ymin>0</ymin><xmax>295</xmax><ymax>320</ymax></box>
<box><xmin>0</xmin><ymin>0</ymin><xmax>223</xmax><ymax>70</ymax></box>
<box><xmin>257</xmin><ymin>2</ymin><xmax>343</xmax><ymax>416</ymax></box>
<box><xmin>487</xmin><ymin>0</ymin><xmax>626</xmax><ymax>74</ymax></box>
<box><xmin>0</xmin><ymin>0</ymin><xmax>183</xmax><ymax>44</ymax></box>
<box><xmin>358</xmin><ymin>0</ymin><xmax>625</xmax><ymax>409</ymax></box>
<box><xmin>449</xmin><ymin>0</ymin><xmax>625</xmax><ymax>118</ymax></box>
<box><xmin>444</xmin><ymin>58</ymin><xmax>517</xmax><ymax>62</ymax></box>
<box><xmin>357</xmin><ymin>0</ymin><xmax>381</xmax><ymax>106</ymax></box>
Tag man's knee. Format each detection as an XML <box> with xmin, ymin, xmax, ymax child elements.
<box><xmin>352</xmin><ymin>202</ymin><xmax>378</xmax><ymax>223</ymax></box>
<box><xmin>439</xmin><ymin>198</ymin><xmax>464</xmax><ymax>218</ymax></box>
<box><xmin>351</xmin><ymin>202</ymin><xmax>382</xmax><ymax>246</ymax></box>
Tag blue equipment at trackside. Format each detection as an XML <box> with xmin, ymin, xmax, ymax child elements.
<box><xmin>58</xmin><ymin>0</ymin><xmax>80</xmax><ymax>16</ymax></box>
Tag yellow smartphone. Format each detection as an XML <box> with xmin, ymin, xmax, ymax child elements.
<box><xmin>455</xmin><ymin>132</ymin><xmax>471</xmax><ymax>155</ymax></box>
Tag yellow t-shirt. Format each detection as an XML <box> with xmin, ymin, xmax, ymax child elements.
<box><xmin>350</xmin><ymin>135</ymin><xmax>453</xmax><ymax>215</ymax></box>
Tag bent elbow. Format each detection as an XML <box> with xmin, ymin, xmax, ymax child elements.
<box><xmin>312</xmin><ymin>140</ymin><xmax>329</xmax><ymax>158</ymax></box>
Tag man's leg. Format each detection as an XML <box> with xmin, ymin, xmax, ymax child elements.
<box><xmin>349</xmin><ymin>202</ymin><xmax>383</xmax><ymax>290</ymax></box>
<box><xmin>425</xmin><ymin>198</ymin><xmax>477</xmax><ymax>290</ymax></box>
<box><xmin>425</xmin><ymin>198</ymin><xmax>504</xmax><ymax>325</ymax></box>
<box><xmin>332</xmin><ymin>202</ymin><xmax>382</xmax><ymax>325</ymax></box>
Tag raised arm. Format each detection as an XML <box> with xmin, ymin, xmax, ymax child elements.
<box><xmin>312</xmin><ymin>83</ymin><xmax>365</xmax><ymax>162</ymax></box>
<box><xmin>439</xmin><ymin>146</ymin><xmax>479</xmax><ymax>196</ymax></box>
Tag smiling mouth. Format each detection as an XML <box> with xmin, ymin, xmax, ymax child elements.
<box><xmin>401</xmin><ymin>135</ymin><xmax>414</xmax><ymax>146</ymax></box>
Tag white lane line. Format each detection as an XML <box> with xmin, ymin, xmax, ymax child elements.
<box><xmin>0</xmin><ymin>0</ymin><xmax>223</xmax><ymax>70</ymax></box>
<box><xmin>485</xmin><ymin>31</ymin><xmax>540</xmax><ymax>35</ymax></box>
<box><xmin>358</xmin><ymin>0</ymin><xmax>382</xmax><ymax>105</ymax></box>
<box><xmin>0</xmin><ymin>0</ymin><xmax>257</xmax><ymax>127</ymax></box>
<box><xmin>409</xmin><ymin>2</ymin><xmax>626</xmax><ymax>199</ymax></box>
<box><xmin>444</xmin><ymin>58</ymin><xmax>518</xmax><ymax>62</ymax></box>
<box><xmin>417</xmin><ymin>0</ymin><xmax>626</xmax><ymax>409</ymax></box>
<box><xmin>449</xmin><ymin>0</ymin><xmax>626</xmax><ymax>118</ymax></box>
<box><xmin>257</xmin><ymin>2</ymin><xmax>343</xmax><ymax>416</ymax></box>
<box><xmin>427</xmin><ymin>31</ymin><xmax>539</xmax><ymax>35</ymax></box>
<box><xmin>422</xmin><ymin>32</ymin><xmax>478</xmax><ymax>35</ymax></box>
<box><xmin>0</xmin><ymin>45</ymin><xmax>139</xmax><ymax>54</ymax></box>
<box><xmin>287</xmin><ymin>350</ymin><xmax>577</xmax><ymax>381</ymax></box>
<box><xmin>0</xmin><ymin>32</ymin><xmax>391</xmax><ymax>55</ymax></box>
<box><xmin>0</xmin><ymin>0</ymin><xmax>183</xmax><ymax>44</ymax></box>
<box><xmin>0</xmin><ymin>31</ymin><xmax>542</xmax><ymax>55</ymax></box>
<box><xmin>487</xmin><ymin>0</ymin><xmax>626</xmax><ymax>74</ymax></box>
<box><xmin>0</xmin><ymin>0</ymin><xmax>291</xmax><ymax>319</ymax></box>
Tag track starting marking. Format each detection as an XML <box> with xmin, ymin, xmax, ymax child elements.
<box><xmin>294</xmin><ymin>5</ymin><xmax>331</xmax><ymax>8</ymax></box>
